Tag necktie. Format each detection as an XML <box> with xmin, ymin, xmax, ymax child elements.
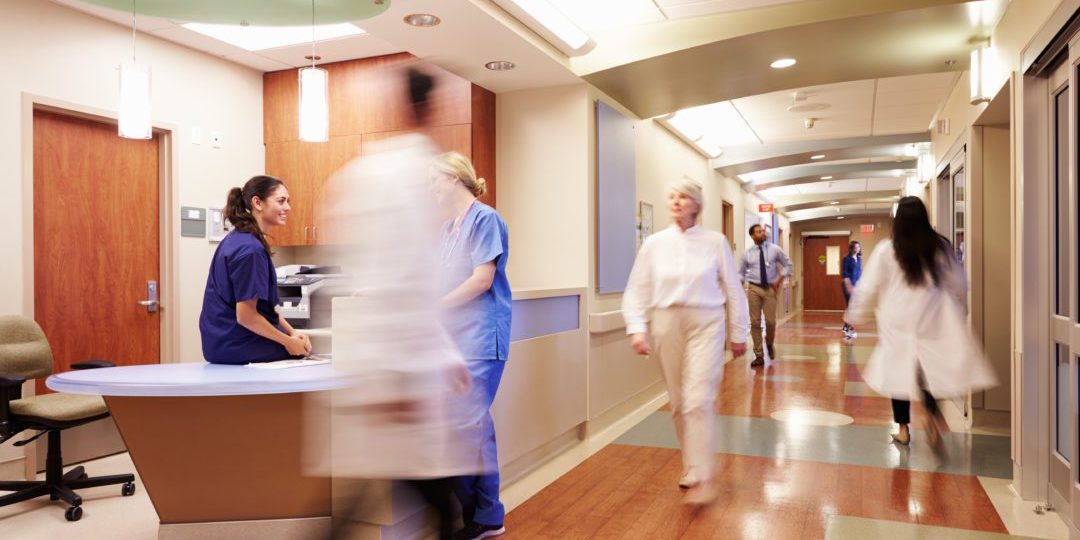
<box><xmin>758</xmin><ymin>245</ymin><xmax>768</xmax><ymax>288</ymax></box>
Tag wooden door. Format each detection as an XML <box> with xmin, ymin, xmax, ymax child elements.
<box><xmin>802</xmin><ymin>236</ymin><xmax>847</xmax><ymax>311</ymax></box>
<box><xmin>33</xmin><ymin>110</ymin><xmax>160</xmax><ymax>393</ymax></box>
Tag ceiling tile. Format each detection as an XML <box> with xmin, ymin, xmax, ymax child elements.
<box><xmin>734</xmin><ymin>79</ymin><xmax>875</xmax><ymax>143</ymax></box>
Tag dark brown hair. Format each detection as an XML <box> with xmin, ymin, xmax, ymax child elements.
<box><xmin>407</xmin><ymin>66</ymin><xmax>435</xmax><ymax>126</ymax></box>
<box><xmin>225</xmin><ymin>175</ymin><xmax>285</xmax><ymax>254</ymax></box>
<box><xmin>892</xmin><ymin>196</ymin><xmax>951</xmax><ymax>287</ymax></box>
<box><xmin>848</xmin><ymin>240</ymin><xmax>861</xmax><ymax>258</ymax></box>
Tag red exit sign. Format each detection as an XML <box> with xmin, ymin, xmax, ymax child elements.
<box><xmin>758</xmin><ymin>204</ymin><xmax>774</xmax><ymax>212</ymax></box>
<box><xmin>860</xmin><ymin>224</ymin><xmax>875</xmax><ymax>234</ymax></box>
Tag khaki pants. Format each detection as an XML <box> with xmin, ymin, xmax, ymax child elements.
<box><xmin>747</xmin><ymin>284</ymin><xmax>777</xmax><ymax>359</ymax></box>
<box><xmin>652</xmin><ymin>306</ymin><xmax>725</xmax><ymax>484</ymax></box>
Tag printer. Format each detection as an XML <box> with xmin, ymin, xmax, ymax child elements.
<box><xmin>276</xmin><ymin>265</ymin><xmax>345</xmax><ymax>329</ymax></box>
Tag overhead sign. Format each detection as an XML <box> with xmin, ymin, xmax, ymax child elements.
<box><xmin>758</xmin><ymin>203</ymin><xmax>774</xmax><ymax>213</ymax></box>
<box><xmin>860</xmin><ymin>224</ymin><xmax>875</xmax><ymax>234</ymax></box>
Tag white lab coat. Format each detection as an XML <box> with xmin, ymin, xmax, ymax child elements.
<box><xmin>844</xmin><ymin>240</ymin><xmax>996</xmax><ymax>400</ymax></box>
<box><xmin>304</xmin><ymin>134</ymin><xmax>482</xmax><ymax>479</ymax></box>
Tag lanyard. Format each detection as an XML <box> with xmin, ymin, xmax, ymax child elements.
<box><xmin>441</xmin><ymin>199</ymin><xmax>476</xmax><ymax>265</ymax></box>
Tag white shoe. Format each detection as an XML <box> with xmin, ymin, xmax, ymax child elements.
<box><xmin>678</xmin><ymin>473</ymin><xmax>696</xmax><ymax>489</ymax></box>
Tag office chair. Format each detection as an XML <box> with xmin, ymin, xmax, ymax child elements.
<box><xmin>0</xmin><ymin>315</ymin><xmax>135</xmax><ymax>521</ymax></box>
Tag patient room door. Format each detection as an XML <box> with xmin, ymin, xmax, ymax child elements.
<box><xmin>32</xmin><ymin>109</ymin><xmax>161</xmax><ymax>391</ymax></box>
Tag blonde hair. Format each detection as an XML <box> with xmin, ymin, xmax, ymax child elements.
<box><xmin>433</xmin><ymin>152</ymin><xmax>487</xmax><ymax>197</ymax></box>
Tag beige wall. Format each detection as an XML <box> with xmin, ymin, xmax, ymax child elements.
<box><xmin>975</xmin><ymin>125</ymin><xmax>1012</xmax><ymax>412</ymax></box>
<box><xmin>0</xmin><ymin>0</ymin><xmax>264</xmax><ymax>475</ymax></box>
<box><xmin>496</xmin><ymin>85</ymin><xmax>591</xmax><ymax>291</ymax></box>
<box><xmin>789</xmin><ymin>216</ymin><xmax>893</xmax><ymax>311</ymax></box>
<box><xmin>0</xmin><ymin>0</ymin><xmax>265</xmax><ymax>365</ymax></box>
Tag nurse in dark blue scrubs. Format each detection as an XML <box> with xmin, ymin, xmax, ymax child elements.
<box><xmin>199</xmin><ymin>175</ymin><xmax>311</xmax><ymax>364</ymax></box>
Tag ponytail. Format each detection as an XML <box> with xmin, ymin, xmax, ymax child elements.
<box><xmin>223</xmin><ymin>175</ymin><xmax>285</xmax><ymax>254</ymax></box>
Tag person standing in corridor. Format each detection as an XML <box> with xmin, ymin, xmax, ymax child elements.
<box><xmin>738</xmin><ymin>224</ymin><xmax>793</xmax><ymax>367</ymax></box>
<box><xmin>841</xmin><ymin>240</ymin><xmax>862</xmax><ymax>339</ymax></box>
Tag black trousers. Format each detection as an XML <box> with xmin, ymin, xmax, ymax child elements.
<box><xmin>891</xmin><ymin>389</ymin><xmax>939</xmax><ymax>425</ymax></box>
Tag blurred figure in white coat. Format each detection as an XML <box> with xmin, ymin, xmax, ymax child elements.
<box><xmin>844</xmin><ymin>196</ymin><xmax>996</xmax><ymax>449</ymax></box>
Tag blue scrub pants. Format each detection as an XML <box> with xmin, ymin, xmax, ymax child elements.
<box><xmin>454</xmin><ymin>359</ymin><xmax>506</xmax><ymax>526</ymax></box>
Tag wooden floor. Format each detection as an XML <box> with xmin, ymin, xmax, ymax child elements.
<box><xmin>501</xmin><ymin>312</ymin><xmax>1008</xmax><ymax>539</ymax></box>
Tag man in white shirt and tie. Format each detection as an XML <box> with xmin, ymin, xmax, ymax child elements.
<box><xmin>739</xmin><ymin>224</ymin><xmax>793</xmax><ymax>367</ymax></box>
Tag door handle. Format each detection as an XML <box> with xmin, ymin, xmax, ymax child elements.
<box><xmin>140</xmin><ymin>281</ymin><xmax>159</xmax><ymax>313</ymax></box>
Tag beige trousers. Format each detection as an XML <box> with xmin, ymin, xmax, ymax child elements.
<box><xmin>652</xmin><ymin>306</ymin><xmax>725</xmax><ymax>484</ymax></box>
<box><xmin>747</xmin><ymin>284</ymin><xmax>777</xmax><ymax>358</ymax></box>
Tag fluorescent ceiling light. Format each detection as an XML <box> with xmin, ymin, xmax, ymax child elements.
<box><xmin>666</xmin><ymin>101</ymin><xmax>759</xmax><ymax>153</ymax></box>
<box><xmin>546</xmin><ymin>0</ymin><xmax>665</xmax><ymax>32</ymax></box>
<box><xmin>770</xmin><ymin>58</ymin><xmax>797</xmax><ymax>69</ymax></box>
<box><xmin>182</xmin><ymin>22</ymin><xmax>365</xmax><ymax>51</ymax></box>
<box><xmin>503</xmin><ymin>0</ymin><xmax>594</xmax><ymax>54</ymax></box>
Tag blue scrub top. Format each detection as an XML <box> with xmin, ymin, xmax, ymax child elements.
<box><xmin>842</xmin><ymin>254</ymin><xmax>862</xmax><ymax>285</ymax></box>
<box><xmin>199</xmin><ymin>231</ymin><xmax>296</xmax><ymax>364</ymax></box>
<box><xmin>439</xmin><ymin>202</ymin><xmax>511</xmax><ymax>362</ymax></box>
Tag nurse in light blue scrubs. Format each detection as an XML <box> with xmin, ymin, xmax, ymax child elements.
<box><xmin>431</xmin><ymin>152</ymin><xmax>511</xmax><ymax>540</ymax></box>
<box><xmin>199</xmin><ymin>175</ymin><xmax>311</xmax><ymax>364</ymax></box>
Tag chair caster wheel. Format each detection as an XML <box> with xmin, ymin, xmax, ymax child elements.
<box><xmin>122</xmin><ymin>482</ymin><xmax>136</xmax><ymax>497</ymax></box>
<box><xmin>65</xmin><ymin>505</ymin><xmax>83</xmax><ymax>522</ymax></box>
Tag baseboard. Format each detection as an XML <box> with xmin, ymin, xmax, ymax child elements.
<box><xmin>159</xmin><ymin>517</ymin><xmax>331</xmax><ymax>540</ymax></box>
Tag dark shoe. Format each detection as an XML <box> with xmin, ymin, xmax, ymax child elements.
<box><xmin>767</xmin><ymin>346</ymin><xmax>776</xmax><ymax>360</ymax></box>
<box><xmin>454</xmin><ymin>523</ymin><xmax>506</xmax><ymax>540</ymax></box>
<box><xmin>750</xmin><ymin>356</ymin><xmax>765</xmax><ymax>367</ymax></box>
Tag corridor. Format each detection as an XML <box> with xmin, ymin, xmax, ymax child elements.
<box><xmin>503</xmin><ymin>313</ymin><xmax>1034</xmax><ymax>539</ymax></box>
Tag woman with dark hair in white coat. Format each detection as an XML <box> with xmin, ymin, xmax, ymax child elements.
<box><xmin>844</xmin><ymin>196</ymin><xmax>996</xmax><ymax>448</ymax></box>
<box><xmin>623</xmin><ymin>178</ymin><xmax>749</xmax><ymax>505</ymax></box>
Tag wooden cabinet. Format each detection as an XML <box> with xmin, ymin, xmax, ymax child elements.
<box><xmin>264</xmin><ymin>53</ymin><xmax>496</xmax><ymax>246</ymax></box>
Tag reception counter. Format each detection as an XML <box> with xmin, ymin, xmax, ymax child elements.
<box><xmin>44</xmin><ymin>287</ymin><xmax>589</xmax><ymax>540</ymax></box>
<box><xmin>48</xmin><ymin>363</ymin><xmax>347</xmax><ymax>539</ymax></box>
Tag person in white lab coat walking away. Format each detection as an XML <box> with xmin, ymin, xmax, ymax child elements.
<box><xmin>843</xmin><ymin>196</ymin><xmax>996</xmax><ymax>448</ymax></box>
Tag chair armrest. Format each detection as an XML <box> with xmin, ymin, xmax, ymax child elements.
<box><xmin>0</xmin><ymin>375</ymin><xmax>26</xmax><ymax>389</ymax></box>
<box><xmin>71</xmin><ymin>360</ymin><xmax>116</xmax><ymax>370</ymax></box>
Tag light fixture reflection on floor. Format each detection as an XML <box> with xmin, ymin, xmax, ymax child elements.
<box><xmin>118</xmin><ymin>0</ymin><xmax>151</xmax><ymax>139</ymax></box>
<box><xmin>298</xmin><ymin>0</ymin><xmax>328</xmax><ymax>142</ymax></box>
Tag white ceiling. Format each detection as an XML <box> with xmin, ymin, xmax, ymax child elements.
<box><xmin>732</xmin><ymin>72</ymin><xmax>959</xmax><ymax>143</ymax></box>
<box><xmin>544</xmin><ymin>0</ymin><xmax>811</xmax><ymax>32</ymax></box>
<box><xmin>656</xmin><ymin>0</ymin><xmax>809</xmax><ymax>19</ymax></box>
<box><xmin>787</xmin><ymin>202</ymin><xmax>893</xmax><ymax>222</ymax></box>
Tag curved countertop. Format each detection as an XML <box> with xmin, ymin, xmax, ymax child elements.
<box><xmin>46</xmin><ymin>362</ymin><xmax>350</xmax><ymax>397</ymax></box>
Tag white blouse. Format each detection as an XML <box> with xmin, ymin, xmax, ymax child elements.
<box><xmin>622</xmin><ymin>225</ymin><xmax>750</xmax><ymax>342</ymax></box>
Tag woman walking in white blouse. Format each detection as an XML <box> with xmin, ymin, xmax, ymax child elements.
<box><xmin>623</xmin><ymin>178</ymin><xmax>750</xmax><ymax>505</ymax></box>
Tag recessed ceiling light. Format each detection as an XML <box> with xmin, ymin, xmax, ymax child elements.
<box><xmin>810</xmin><ymin>154</ymin><xmax>826</xmax><ymax>160</ymax></box>
<box><xmin>820</xmin><ymin>175</ymin><xmax>833</xmax><ymax>180</ymax></box>
<box><xmin>837</xmin><ymin>216</ymin><xmax>846</xmax><ymax>220</ymax></box>
<box><xmin>829</xmin><ymin>201</ymin><xmax>839</xmax><ymax>205</ymax></box>
<box><xmin>485</xmin><ymin>60</ymin><xmax>516</xmax><ymax>71</ymax></box>
<box><xmin>403</xmin><ymin>13</ymin><xmax>441</xmax><ymax>27</ymax></box>
<box><xmin>770</xmin><ymin>58</ymin><xmax>797</xmax><ymax>69</ymax></box>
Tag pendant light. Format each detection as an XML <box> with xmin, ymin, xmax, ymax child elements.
<box><xmin>118</xmin><ymin>0</ymin><xmax>152</xmax><ymax>139</ymax></box>
<box><xmin>298</xmin><ymin>0</ymin><xmax>329</xmax><ymax>142</ymax></box>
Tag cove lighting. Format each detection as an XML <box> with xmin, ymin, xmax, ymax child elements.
<box><xmin>810</xmin><ymin>154</ymin><xmax>826</xmax><ymax>160</ymax></box>
<box><xmin>665</xmin><ymin>101</ymin><xmax>759</xmax><ymax>157</ymax></box>
<box><xmin>502</xmin><ymin>0</ymin><xmax>594</xmax><ymax>55</ymax></box>
<box><xmin>182</xmin><ymin>22</ymin><xmax>365</xmax><ymax>51</ymax></box>
<box><xmin>770</xmin><ymin>58</ymin><xmax>797</xmax><ymax>69</ymax></box>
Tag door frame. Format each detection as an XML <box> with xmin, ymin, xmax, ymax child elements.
<box><xmin>20</xmin><ymin>93</ymin><xmax>179</xmax><ymax>364</ymax></box>
<box><xmin>19</xmin><ymin>94</ymin><xmax>179</xmax><ymax>475</ymax></box>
